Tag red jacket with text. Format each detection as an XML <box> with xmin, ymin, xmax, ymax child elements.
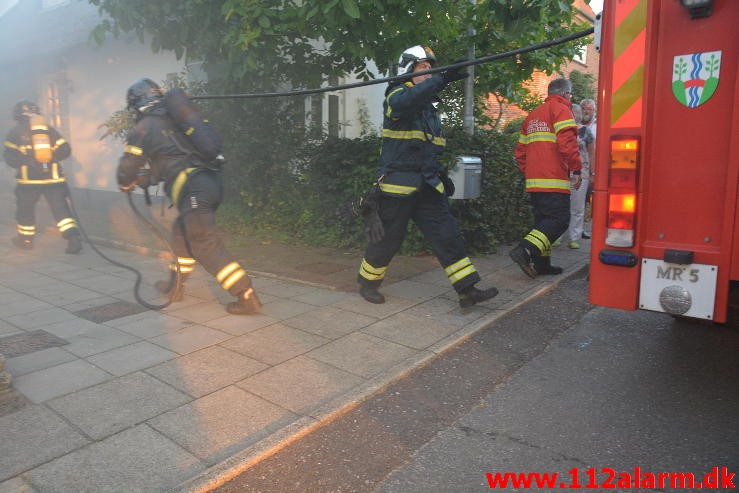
<box><xmin>514</xmin><ymin>94</ymin><xmax>582</xmax><ymax>194</ymax></box>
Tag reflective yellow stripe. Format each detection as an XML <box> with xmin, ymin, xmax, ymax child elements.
<box><xmin>553</xmin><ymin>119</ymin><xmax>576</xmax><ymax>133</ymax></box>
<box><xmin>52</xmin><ymin>138</ymin><xmax>66</xmax><ymax>150</ymax></box>
<box><xmin>124</xmin><ymin>144</ymin><xmax>143</xmax><ymax>156</ymax></box>
<box><xmin>57</xmin><ymin>217</ymin><xmax>78</xmax><ymax>232</ymax></box>
<box><xmin>21</xmin><ymin>165</ymin><xmax>28</xmax><ymax>181</ymax></box>
<box><xmin>5</xmin><ymin>142</ymin><xmax>32</xmax><ymax>154</ymax></box>
<box><xmin>215</xmin><ymin>262</ymin><xmax>246</xmax><ymax>290</ymax></box>
<box><xmin>379</xmin><ymin>182</ymin><xmax>417</xmax><ymax>195</ymax></box>
<box><xmin>449</xmin><ymin>265</ymin><xmax>477</xmax><ymax>284</ymax></box>
<box><xmin>444</xmin><ymin>257</ymin><xmax>477</xmax><ymax>283</ymax></box>
<box><xmin>52</xmin><ymin>162</ymin><xmax>59</xmax><ymax>179</ymax></box>
<box><xmin>221</xmin><ymin>269</ymin><xmax>246</xmax><ymax>290</ymax></box>
<box><xmin>525</xmin><ymin>178</ymin><xmax>570</xmax><ymax>190</ymax></box>
<box><xmin>216</xmin><ymin>262</ymin><xmax>241</xmax><ymax>283</ymax></box>
<box><xmin>520</xmin><ymin>132</ymin><xmax>556</xmax><ymax>144</ymax></box>
<box><xmin>381</xmin><ymin>128</ymin><xmax>446</xmax><ymax>146</ymax></box>
<box><xmin>525</xmin><ymin>229</ymin><xmax>551</xmax><ymax>254</ymax></box>
<box><xmin>170</xmin><ymin>257</ymin><xmax>196</xmax><ymax>274</ymax></box>
<box><xmin>385</xmin><ymin>86</ymin><xmax>405</xmax><ymax>117</ymax></box>
<box><xmin>17</xmin><ymin>177</ymin><xmax>66</xmax><ymax>184</ymax></box>
<box><xmin>171</xmin><ymin>168</ymin><xmax>198</xmax><ymax>206</ymax></box>
<box><xmin>359</xmin><ymin>258</ymin><xmax>387</xmax><ymax>281</ymax></box>
<box><xmin>612</xmin><ymin>0</ymin><xmax>647</xmax><ymax>127</ymax></box>
<box><xmin>32</xmin><ymin>142</ymin><xmax>51</xmax><ymax>151</ymax></box>
<box><xmin>18</xmin><ymin>225</ymin><xmax>35</xmax><ymax>236</ymax></box>
<box><xmin>185</xmin><ymin>127</ymin><xmax>194</xmax><ymax>135</ymax></box>
<box><xmin>435</xmin><ymin>182</ymin><xmax>444</xmax><ymax>194</ymax></box>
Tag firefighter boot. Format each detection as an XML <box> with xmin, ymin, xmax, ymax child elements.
<box><xmin>65</xmin><ymin>235</ymin><xmax>82</xmax><ymax>254</ymax></box>
<box><xmin>11</xmin><ymin>237</ymin><xmax>33</xmax><ymax>251</ymax></box>
<box><xmin>359</xmin><ymin>284</ymin><xmax>385</xmax><ymax>304</ymax></box>
<box><xmin>226</xmin><ymin>287</ymin><xmax>262</xmax><ymax>315</ymax></box>
<box><xmin>155</xmin><ymin>271</ymin><xmax>185</xmax><ymax>302</ymax></box>
<box><xmin>458</xmin><ymin>284</ymin><xmax>499</xmax><ymax>308</ymax></box>
<box><xmin>534</xmin><ymin>256</ymin><xmax>563</xmax><ymax>275</ymax></box>
<box><xmin>509</xmin><ymin>245</ymin><xmax>537</xmax><ymax>279</ymax></box>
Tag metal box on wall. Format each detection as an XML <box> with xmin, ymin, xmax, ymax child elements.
<box><xmin>448</xmin><ymin>156</ymin><xmax>482</xmax><ymax>200</ymax></box>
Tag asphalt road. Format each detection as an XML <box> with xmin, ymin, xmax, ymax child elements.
<box><xmin>213</xmin><ymin>273</ymin><xmax>739</xmax><ymax>492</ymax></box>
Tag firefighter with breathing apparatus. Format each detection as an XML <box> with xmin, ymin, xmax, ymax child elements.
<box><xmin>3</xmin><ymin>100</ymin><xmax>82</xmax><ymax>254</ymax></box>
<box><xmin>116</xmin><ymin>78</ymin><xmax>261</xmax><ymax>315</ymax></box>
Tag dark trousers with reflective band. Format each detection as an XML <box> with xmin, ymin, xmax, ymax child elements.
<box><xmin>170</xmin><ymin>169</ymin><xmax>251</xmax><ymax>297</ymax></box>
<box><xmin>14</xmin><ymin>183</ymin><xmax>79</xmax><ymax>240</ymax></box>
<box><xmin>520</xmin><ymin>191</ymin><xmax>570</xmax><ymax>258</ymax></box>
<box><xmin>358</xmin><ymin>184</ymin><xmax>480</xmax><ymax>293</ymax></box>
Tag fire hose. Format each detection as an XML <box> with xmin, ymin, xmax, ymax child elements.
<box><xmin>65</xmin><ymin>183</ymin><xmax>180</xmax><ymax>310</ymax></box>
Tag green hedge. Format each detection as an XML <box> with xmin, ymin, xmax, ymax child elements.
<box><xmin>219</xmin><ymin>126</ymin><xmax>531</xmax><ymax>255</ymax></box>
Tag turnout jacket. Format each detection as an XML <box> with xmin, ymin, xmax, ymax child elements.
<box><xmin>377</xmin><ymin>75</ymin><xmax>448</xmax><ymax>196</ymax></box>
<box><xmin>3</xmin><ymin>123</ymin><xmax>70</xmax><ymax>184</ymax></box>
<box><xmin>514</xmin><ymin>94</ymin><xmax>582</xmax><ymax>194</ymax></box>
<box><xmin>118</xmin><ymin>109</ymin><xmax>202</xmax><ymax>200</ymax></box>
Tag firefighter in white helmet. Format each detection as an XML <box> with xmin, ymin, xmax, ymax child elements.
<box><xmin>356</xmin><ymin>45</ymin><xmax>498</xmax><ymax>307</ymax></box>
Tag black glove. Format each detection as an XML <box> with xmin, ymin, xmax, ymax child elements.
<box><xmin>442</xmin><ymin>60</ymin><xmax>469</xmax><ymax>85</ymax></box>
<box><xmin>439</xmin><ymin>169</ymin><xmax>455</xmax><ymax>197</ymax></box>
<box><xmin>354</xmin><ymin>185</ymin><xmax>385</xmax><ymax>243</ymax></box>
<box><xmin>117</xmin><ymin>162</ymin><xmax>140</xmax><ymax>192</ymax></box>
<box><xmin>364</xmin><ymin>209</ymin><xmax>385</xmax><ymax>244</ymax></box>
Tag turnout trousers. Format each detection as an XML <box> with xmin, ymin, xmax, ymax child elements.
<box><xmin>14</xmin><ymin>182</ymin><xmax>80</xmax><ymax>240</ymax></box>
<box><xmin>168</xmin><ymin>168</ymin><xmax>252</xmax><ymax>297</ymax></box>
<box><xmin>519</xmin><ymin>192</ymin><xmax>570</xmax><ymax>258</ymax></box>
<box><xmin>358</xmin><ymin>184</ymin><xmax>480</xmax><ymax>293</ymax></box>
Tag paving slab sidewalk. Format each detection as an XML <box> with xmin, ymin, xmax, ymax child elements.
<box><xmin>0</xmin><ymin>223</ymin><xmax>590</xmax><ymax>493</ymax></box>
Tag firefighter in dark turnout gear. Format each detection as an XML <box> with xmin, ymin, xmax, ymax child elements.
<box><xmin>3</xmin><ymin>100</ymin><xmax>82</xmax><ymax>253</ymax></box>
<box><xmin>509</xmin><ymin>78</ymin><xmax>582</xmax><ymax>278</ymax></box>
<box><xmin>357</xmin><ymin>46</ymin><xmax>498</xmax><ymax>308</ymax></box>
<box><xmin>116</xmin><ymin>78</ymin><xmax>261</xmax><ymax>315</ymax></box>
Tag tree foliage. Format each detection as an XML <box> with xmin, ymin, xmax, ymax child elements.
<box><xmin>569</xmin><ymin>68</ymin><xmax>596</xmax><ymax>103</ymax></box>
<box><xmin>89</xmin><ymin>0</ymin><xmax>587</xmax><ymax>102</ymax></box>
<box><xmin>90</xmin><ymin>0</ymin><xmax>588</xmax><ymax>253</ymax></box>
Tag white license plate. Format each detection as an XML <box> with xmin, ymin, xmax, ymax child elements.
<box><xmin>639</xmin><ymin>259</ymin><xmax>718</xmax><ymax>320</ymax></box>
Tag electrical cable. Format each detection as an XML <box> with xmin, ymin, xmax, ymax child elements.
<box><xmin>191</xmin><ymin>28</ymin><xmax>594</xmax><ymax>101</ymax></box>
<box><xmin>65</xmin><ymin>184</ymin><xmax>180</xmax><ymax>310</ymax></box>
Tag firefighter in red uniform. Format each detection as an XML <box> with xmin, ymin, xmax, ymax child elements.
<box><xmin>3</xmin><ymin>100</ymin><xmax>82</xmax><ymax>254</ymax></box>
<box><xmin>509</xmin><ymin>78</ymin><xmax>582</xmax><ymax>278</ymax></box>
<box><xmin>116</xmin><ymin>78</ymin><xmax>261</xmax><ymax>315</ymax></box>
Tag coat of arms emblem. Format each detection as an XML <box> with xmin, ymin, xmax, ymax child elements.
<box><xmin>672</xmin><ymin>51</ymin><xmax>721</xmax><ymax>108</ymax></box>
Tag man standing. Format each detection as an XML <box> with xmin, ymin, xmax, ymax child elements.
<box><xmin>117</xmin><ymin>78</ymin><xmax>261</xmax><ymax>315</ymax></box>
<box><xmin>357</xmin><ymin>45</ymin><xmax>498</xmax><ymax>308</ymax></box>
<box><xmin>3</xmin><ymin>100</ymin><xmax>82</xmax><ymax>254</ymax></box>
<box><xmin>579</xmin><ymin>98</ymin><xmax>597</xmax><ymax>237</ymax></box>
<box><xmin>509</xmin><ymin>78</ymin><xmax>582</xmax><ymax>278</ymax></box>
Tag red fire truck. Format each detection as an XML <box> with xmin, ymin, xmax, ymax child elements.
<box><xmin>588</xmin><ymin>0</ymin><xmax>738</xmax><ymax>323</ymax></box>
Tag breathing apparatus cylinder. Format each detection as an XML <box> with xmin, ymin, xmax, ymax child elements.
<box><xmin>28</xmin><ymin>114</ymin><xmax>53</xmax><ymax>164</ymax></box>
<box><xmin>164</xmin><ymin>88</ymin><xmax>223</xmax><ymax>163</ymax></box>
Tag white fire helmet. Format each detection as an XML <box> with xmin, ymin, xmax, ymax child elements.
<box><xmin>397</xmin><ymin>45</ymin><xmax>437</xmax><ymax>76</ymax></box>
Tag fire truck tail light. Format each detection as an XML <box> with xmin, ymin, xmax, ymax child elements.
<box><xmin>605</xmin><ymin>137</ymin><xmax>640</xmax><ymax>248</ymax></box>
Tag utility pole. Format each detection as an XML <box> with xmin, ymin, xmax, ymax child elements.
<box><xmin>463</xmin><ymin>0</ymin><xmax>476</xmax><ymax>135</ymax></box>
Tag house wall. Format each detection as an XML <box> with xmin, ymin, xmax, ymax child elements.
<box><xmin>483</xmin><ymin>0</ymin><xmax>600</xmax><ymax>130</ymax></box>
<box><xmin>0</xmin><ymin>0</ymin><xmax>388</xmax><ymax>245</ymax></box>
